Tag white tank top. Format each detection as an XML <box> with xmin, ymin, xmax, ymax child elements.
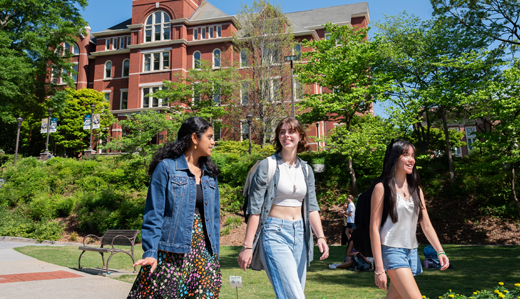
<box><xmin>380</xmin><ymin>193</ymin><xmax>419</xmax><ymax>249</ymax></box>
<box><xmin>272</xmin><ymin>160</ymin><xmax>307</xmax><ymax>207</ymax></box>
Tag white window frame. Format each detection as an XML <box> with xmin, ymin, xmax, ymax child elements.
<box><xmin>240</xmin><ymin>49</ymin><xmax>249</xmax><ymax>67</ymax></box>
<box><xmin>119</xmin><ymin>38</ymin><xmax>125</xmax><ymax>49</ymax></box>
<box><xmin>142</xmin><ymin>50</ymin><xmax>171</xmax><ymax>72</ymax></box>
<box><xmin>209</xmin><ymin>26</ymin><xmax>214</xmax><ymax>38</ymax></box>
<box><xmin>104</xmin><ymin>60</ymin><xmax>112</xmax><ymax>79</ymax></box>
<box><xmin>213</xmin><ymin>120</ymin><xmax>222</xmax><ymax>141</ymax></box>
<box><xmin>213</xmin><ymin>84</ymin><xmax>221</xmax><ymax>105</ymax></box>
<box><xmin>295</xmin><ymin>77</ymin><xmax>303</xmax><ymax>100</ymax></box>
<box><xmin>294</xmin><ymin>43</ymin><xmax>302</xmax><ymax>60</ymax></box>
<box><xmin>192</xmin><ymin>83</ymin><xmax>201</xmax><ymax>103</ymax></box>
<box><xmin>212</xmin><ymin>48</ymin><xmax>221</xmax><ymax>68</ymax></box>
<box><xmin>145</xmin><ymin>11</ymin><xmax>171</xmax><ymax>43</ymax></box>
<box><xmin>201</xmin><ymin>27</ymin><xmax>206</xmax><ymax>39</ymax></box>
<box><xmin>122</xmin><ymin>59</ymin><xmax>130</xmax><ymax>77</ymax></box>
<box><xmin>127</xmin><ymin>35</ymin><xmax>131</xmax><ymax>47</ymax></box>
<box><xmin>104</xmin><ymin>91</ymin><xmax>111</xmax><ymax>103</ymax></box>
<box><xmin>465</xmin><ymin>126</ymin><xmax>477</xmax><ymax>152</ymax></box>
<box><xmin>112</xmin><ymin>38</ymin><xmax>117</xmax><ymax>50</ymax></box>
<box><xmin>241</xmin><ymin>82</ymin><xmax>249</xmax><ymax>104</ymax></box>
<box><xmin>105</xmin><ymin>39</ymin><xmax>110</xmax><ymax>51</ymax></box>
<box><xmin>142</xmin><ymin>86</ymin><xmax>167</xmax><ymax>108</ymax></box>
<box><xmin>193</xmin><ymin>51</ymin><xmax>201</xmax><ymax>69</ymax></box>
<box><xmin>120</xmin><ymin>89</ymin><xmax>128</xmax><ymax>110</ymax></box>
<box><xmin>194</xmin><ymin>28</ymin><xmax>199</xmax><ymax>40</ymax></box>
<box><xmin>217</xmin><ymin>25</ymin><xmax>222</xmax><ymax>37</ymax></box>
<box><xmin>64</xmin><ymin>42</ymin><xmax>79</xmax><ymax>55</ymax></box>
<box><xmin>71</xmin><ymin>63</ymin><xmax>78</xmax><ymax>82</ymax></box>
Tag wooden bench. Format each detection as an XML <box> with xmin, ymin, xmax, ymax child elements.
<box><xmin>78</xmin><ymin>229</ymin><xmax>140</xmax><ymax>276</ymax></box>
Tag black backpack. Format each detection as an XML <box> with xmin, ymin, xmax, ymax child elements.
<box><xmin>351</xmin><ymin>178</ymin><xmax>387</xmax><ymax>258</ymax></box>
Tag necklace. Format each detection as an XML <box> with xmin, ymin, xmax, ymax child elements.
<box><xmin>283</xmin><ymin>161</ymin><xmax>298</xmax><ymax>193</ymax></box>
<box><xmin>396</xmin><ymin>183</ymin><xmax>408</xmax><ymax>197</ymax></box>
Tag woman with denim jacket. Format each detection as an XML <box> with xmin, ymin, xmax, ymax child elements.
<box><xmin>237</xmin><ymin>117</ymin><xmax>329</xmax><ymax>299</ymax></box>
<box><xmin>128</xmin><ymin>117</ymin><xmax>222</xmax><ymax>299</ymax></box>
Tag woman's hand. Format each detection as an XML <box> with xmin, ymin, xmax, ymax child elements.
<box><xmin>237</xmin><ymin>248</ymin><xmax>253</xmax><ymax>272</ymax></box>
<box><xmin>317</xmin><ymin>238</ymin><xmax>329</xmax><ymax>260</ymax></box>
<box><xmin>439</xmin><ymin>254</ymin><xmax>450</xmax><ymax>271</ymax></box>
<box><xmin>133</xmin><ymin>257</ymin><xmax>158</xmax><ymax>272</ymax></box>
<box><xmin>374</xmin><ymin>271</ymin><xmax>387</xmax><ymax>290</ymax></box>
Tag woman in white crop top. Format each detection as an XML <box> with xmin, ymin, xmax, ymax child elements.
<box><xmin>237</xmin><ymin>117</ymin><xmax>329</xmax><ymax>298</ymax></box>
<box><xmin>370</xmin><ymin>140</ymin><xmax>449</xmax><ymax>298</ymax></box>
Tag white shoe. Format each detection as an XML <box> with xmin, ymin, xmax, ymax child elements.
<box><xmin>329</xmin><ymin>263</ymin><xmax>338</xmax><ymax>270</ymax></box>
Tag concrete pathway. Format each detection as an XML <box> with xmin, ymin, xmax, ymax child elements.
<box><xmin>0</xmin><ymin>238</ymin><xmax>133</xmax><ymax>299</ymax></box>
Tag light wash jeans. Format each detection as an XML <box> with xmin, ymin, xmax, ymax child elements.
<box><xmin>260</xmin><ymin>217</ymin><xmax>307</xmax><ymax>299</ymax></box>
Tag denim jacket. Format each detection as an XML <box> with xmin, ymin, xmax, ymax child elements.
<box><xmin>141</xmin><ymin>155</ymin><xmax>220</xmax><ymax>260</ymax></box>
<box><xmin>246</xmin><ymin>152</ymin><xmax>320</xmax><ymax>270</ymax></box>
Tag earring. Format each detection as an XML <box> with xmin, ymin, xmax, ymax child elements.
<box><xmin>194</xmin><ymin>145</ymin><xmax>197</xmax><ymax>150</ymax></box>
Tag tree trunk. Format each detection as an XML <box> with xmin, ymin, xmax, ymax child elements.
<box><xmin>511</xmin><ymin>163</ymin><xmax>520</xmax><ymax>218</ymax></box>
<box><xmin>440</xmin><ymin>106</ymin><xmax>455</xmax><ymax>184</ymax></box>
<box><xmin>348</xmin><ymin>157</ymin><xmax>358</xmax><ymax>196</ymax></box>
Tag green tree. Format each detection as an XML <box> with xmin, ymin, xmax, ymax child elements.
<box><xmin>431</xmin><ymin>0</ymin><xmax>520</xmax><ymax>48</ymax></box>
<box><xmin>232</xmin><ymin>0</ymin><xmax>295</xmax><ymax>145</ymax></box>
<box><xmin>102</xmin><ymin>110</ymin><xmax>185</xmax><ymax>164</ymax></box>
<box><xmin>326</xmin><ymin>115</ymin><xmax>397</xmax><ymax>183</ymax></box>
<box><xmin>0</xmin><ymin>0</ymin><xmax>88</xmax><ymax>154</ymax></box>
<box><xmin>470</xmin><ymin>64</ymin><xmax>520</xmax><ymax>217</ymax></box>
<box><xmin>296</xmin><ymin>23</ymin><xmax>380</xmax><ymax>194</ymax></box>
<box><xmin>53</xmin><ymin>88</ymin><xmax>114</xmax><ymax>156</ymax></box>
<box><xmin>373</xmin><ymin>14</ymin><xmax>503</xmax><ymax>184</ymax></box>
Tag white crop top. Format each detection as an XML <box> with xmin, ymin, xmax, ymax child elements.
<box><xmin>272</xmin><ymin>160</ymin><xmax>307</xmax><ymax>207</ymax></box>
<box><xmin>380</xmin><ymin>193</ymin><xmax>419</xmax><ymax>249</ymax></box>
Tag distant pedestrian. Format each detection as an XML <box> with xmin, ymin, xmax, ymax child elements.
<box><xmin>370</xmin><ymin>139</ymin><xmax>449</xmax><ymax>296</ymax></box>
<box><xmin>340</xmin><ymin>195</ymin><xmax>355</xmax><ymax>244</ymax></box>
<box><xmin>128</xmin><ymin>117</ymin><xmax>221</xmax><ymax>299</ymax></box>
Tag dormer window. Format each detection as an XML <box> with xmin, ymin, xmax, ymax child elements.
<box><xmin>145</xmin><ymin>11</ymin><xmax>171</xmax><ymax>42</ymax></box>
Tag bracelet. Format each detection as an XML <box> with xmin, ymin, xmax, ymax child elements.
<box><xmin>374</xmin><ymin>270</ymin><xmax>385</xmax><ymax>275</ymax></box>
<box><xmin>317</xmin><ymin>236</ymin><xmax>326</xmax><ymax>241</ymax></box>
<box><xmin>437</xmin><ymin>252</ymin><xmax>447</xmax><ymax>258</ymax></box>
<box><xmin>242</xmin><ymin>245</ymin><xmax>253</xmax><ymax>250</ymax></box>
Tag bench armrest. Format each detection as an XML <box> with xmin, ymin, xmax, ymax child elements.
<box><xmin>82</xmin><ymin>234</ymin><xmax>102</xmax><ymax>246</ymax></box>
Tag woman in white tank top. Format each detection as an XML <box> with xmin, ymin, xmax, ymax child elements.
<box><xmin>370</xmin><ymin>140</ymin><xmax>450</xmax><ymax>298</ymax></box>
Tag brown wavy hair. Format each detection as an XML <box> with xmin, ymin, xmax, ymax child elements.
<box><xmin>273</xmin><ymin>117</ymin><xmax>311</xmax><ymax>153</ymax></box>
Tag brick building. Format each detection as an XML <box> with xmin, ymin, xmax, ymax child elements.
<box><xmin>53</xmin><ymin>0</ymin><xmax>370</xmax><ymax>149</ymax></box>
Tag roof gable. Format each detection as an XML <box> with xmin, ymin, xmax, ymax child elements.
<box><xmin>190</xmin><ymin>0</ymin><xmax>229</xmax><ymax>21</ymax></box>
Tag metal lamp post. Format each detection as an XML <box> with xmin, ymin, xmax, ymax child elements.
<box><xmin>247</xmin><ymin>114</ymin><xmax>253</xmax><ymax>155</ymax></box>
<box><xmin>14</xmin><ymin>117</ymin><xmax>23</xmax><ymax>166</ymax></box>
<box><xmin>316</xmin><ymin>122</ymin><xmax>320</xmax><ymax>151</ymax></box>
<box><xmin>284</xmin><ymin>55</ymin><xmax>297</xmax><ymax>118</ymax></box>
<box><xmin>41</xmin><ymin>108</ymin><xmax>53</xmax><ymax>160</ymax></box>
<box><xmin>88</xmin><ymin>104</ymin><xmax>95</xmax><ymax>152</ymax></box>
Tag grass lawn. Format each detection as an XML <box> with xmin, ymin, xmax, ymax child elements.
<box><xmin>15</xmin><ymin>245</ymin><xmax>520</xmax><ymax>298</ymax></box>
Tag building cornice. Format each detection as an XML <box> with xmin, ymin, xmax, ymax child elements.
<box><xmin>111</xmin><ymin>107</ymin><xmax>172</xmax><ymax>116</ymax></box>
<box><xmin>187</xmin><ymin>37</ymin><xmax>233</xmax><ymax>46</ymax></box>
<box><xmin>92</xmin><ymin>28</ymin><xmax>132</xmax><ymax>37</ymax></box>
<box><xmin>127</xmin><ymin>24</ymin><xmax>144</xmax><ymax>29</ymax></box>
<box><xmin>127</xmin><ymin>39</ymin><xmax>188</xmax><ymax>49</ymax></box>
<box><xmin>89</xmin><ymin>49</ymin><xmax>131</xmax><ymax>58</ymax></box>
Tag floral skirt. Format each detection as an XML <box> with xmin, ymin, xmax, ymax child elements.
<box><xmin>127</xmin><ymin>214</ymin><xmax>222</xmax><ymax>298</ymax></box>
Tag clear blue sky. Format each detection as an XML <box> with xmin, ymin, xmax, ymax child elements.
<box><xmin>80</xmin><ymin>0</ymin><xmax>435</xmax><ymax>117</ymax></box>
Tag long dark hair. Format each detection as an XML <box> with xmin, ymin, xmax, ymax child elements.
<box><xmin>379</xmin><ymin>139</ymin><xmax>423</xmax><ymax>223</ymax></box>
<box><xmin>148</xmin><ymin>117</ymin><xmax>220</xmax><ymax>177</ymax></box>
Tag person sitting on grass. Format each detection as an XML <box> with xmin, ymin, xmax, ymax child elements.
<box><xmin>329</xmin><ymin>239</ymin><xmax>372</xmax><ymax>270</ymax></box>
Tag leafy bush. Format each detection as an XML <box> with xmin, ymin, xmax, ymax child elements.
<box><xmin>0</xmin><ymin>206</ymin><xmax>64</xmax><ymax>241</ymax></box>
<box><xmin>429</xmin><ymin>282</ymin><xmax>520</xmax><ymax>299</ymax></box>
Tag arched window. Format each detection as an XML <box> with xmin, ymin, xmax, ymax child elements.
<box><xmin>122</xmin><ymin>59</ymin><xmax>130</xmax><ymax>77</ymax></box>
<box><xmin>105</xmin><ymin>61</ymin><xmax>112</xmax><ymax>79</ymax></box>
<box><xmin>145</xmin><ymin>11</ymin><xmax>171</xmax><ymax>42</ymax></box>
<box><xmin>213</xmin><ymin>49</ymin><xmax>221</xmax><ymax>68</ymax></box>
<box><xmin>193</xmin><ymin>51</ymin><xmax>201</xmax><ymax>69</ymax></box>
<box><xmin>64</xmin><ymin>42</ymin><xmax>79</xmax><ymax>54</ymax></box>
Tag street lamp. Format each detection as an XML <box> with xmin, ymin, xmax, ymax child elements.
<box><xmin>41</xmin><ymin>108</ymin><xmax>53</xmax><ymax>160</ymax></box>
<box><xmin>88</xmin><ymin>104</ymin><xmax>95</xmax><ymax>152</ymax></box>
<box><xmin>14</xmin><ymin>117</ymin><xmax>23</xmax><ymax>166</ymax></box>
<box><xmin>284</xmin><ymin>55</ymin><xmax>297</xmax><ymax>118</ymax></box>
<box><xmin>247</xmin><ymin>114</ymin><xmax>253</xmax><ymax>155</ymax></box>
<box><xmin>316</xmin><ymin>122</ymin><xmax>320</xmax><ymax>151</ymax></box>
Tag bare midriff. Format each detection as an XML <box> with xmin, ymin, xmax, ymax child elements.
<box><xmin>268</xmin><ymin>205</ymin><xmax>302</xmax><ymax>221</ymax></box>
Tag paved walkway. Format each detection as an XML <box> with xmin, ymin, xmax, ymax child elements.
<box><xmin>0</xmin><ymin>239</ymin><xmax>133</xmax><ymax>299</ymax></box>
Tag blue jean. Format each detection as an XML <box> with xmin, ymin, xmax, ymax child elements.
<box><xmin>261</xmin><ymin>217</ymin><xmax>307</xmax><ymax>299</ymax></box>
<box><xmin>381</xmin><ymin>245</ymin><xmax>423</xmax><ymax>276</ymax></box>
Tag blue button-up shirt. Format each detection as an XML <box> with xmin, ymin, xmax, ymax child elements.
<box><xmin>246</xmin><ymin>153</ymin><xmax>320</xmax><ymax>270</ymax></box>
<box><xmin>141</xmin><ymin>155</ymin><xmax>220</xmax><ymax>260</ymax></box>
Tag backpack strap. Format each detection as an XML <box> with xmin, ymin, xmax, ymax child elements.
<box><xmin>265</xmin><ymin>155</ymin><xmax>277</xmax><ymax>190</ymax></box>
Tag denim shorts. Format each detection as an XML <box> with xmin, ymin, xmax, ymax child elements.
<box><xmin>381</xmin><ymin>245</ymin><xmax>423</xmax><ymax>276</ymax></box>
